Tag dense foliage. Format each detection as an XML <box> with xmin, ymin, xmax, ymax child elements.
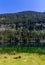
<box><xmin>0</xmin><ymin>11</ymin><xmax>45</xmax><ymax>46</ymax></box>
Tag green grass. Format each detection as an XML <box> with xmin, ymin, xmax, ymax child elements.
<box><xmin>0</xmin><ymin>47</ymin><xmax>45</xmax><ymax>65</ymax></box>
<box><xmin>0</xmin><ymin>47</ymin><xmax>45</xmax><ymax>54</ymax></box>
<box><xmin>0</xmin><ymin>53</ymin><xmax>45</xmax><ymax>65</ymax></box>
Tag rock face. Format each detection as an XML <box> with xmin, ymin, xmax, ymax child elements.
<box><xmin>0</xmin><ymin>24</ymin><xmax>15</xmax><ymax>30</ymax></box>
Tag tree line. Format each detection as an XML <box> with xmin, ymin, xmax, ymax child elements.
<box><xmin>0</xmin><ymin>29</ymin><xmax>45</xmax><ymax>46</ymax></box>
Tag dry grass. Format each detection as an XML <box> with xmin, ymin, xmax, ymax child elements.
<box><xmin>0</xmin><ymin>53</ymin><xmax>45</xmax><ymax>65</ymax></box>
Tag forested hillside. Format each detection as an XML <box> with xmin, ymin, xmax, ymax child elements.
<box><xmin>0</xmin><ymin>11</ymin><xmax>45</xmax><ymax>46</ymax></box>
<box><xmin>0</xmin><ymin>11</ymin><xmax>45</xmax><ymax>30</ymax></box>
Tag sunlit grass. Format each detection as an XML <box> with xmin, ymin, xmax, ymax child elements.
<box><xmin>0</xmin><ymin>53</ymin><xmax>45</xmax><ymax>65</ymax></box>
<box><xmin>0</xmin><ymin>47</ymin><xmax>45</xmax><ymax>65</ymax></box>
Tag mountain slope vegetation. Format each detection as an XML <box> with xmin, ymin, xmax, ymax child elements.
<box><xmin>0</xmin><ymin>11</ymin><xmax>45</xmax><ymax>47</ymax></box>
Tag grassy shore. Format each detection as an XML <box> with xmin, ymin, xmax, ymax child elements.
<box><xmin>0</xmin><ymin>47</ymin><xmax>45</xmax><ymax>54</ymax></box>
<box><xmin>0</xmin><ymin>53</ymin><xmax>45</xmax><ymax>65</ymax></box>
<box><xmin>0</xmin><ymin>47</ymin><xmax>45</xmax><ymax>65</ymax></box>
